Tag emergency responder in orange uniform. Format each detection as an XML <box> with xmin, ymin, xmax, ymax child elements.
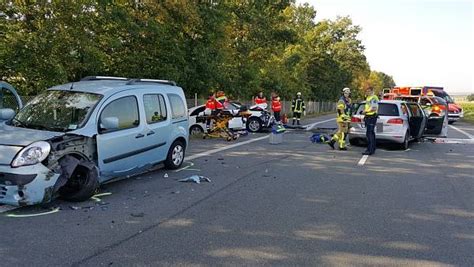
<box><xmin>205</xmin><ymin>93</ymin><xmax>217</xmax><ymax>133</ymax></box>
<box><xmin>271</xmin><ymin>95</ymin><xmax>282</xmax><ymax>123</ymax></box>
<box><xmin>254</xmin><ymin>91</ymin><xmax>267</xmax><ymax>106</ymax></box>
<box><xmin>328</xmin><ymin>87</ymin><xmax>352</xmax><ymax>150</ymax></box>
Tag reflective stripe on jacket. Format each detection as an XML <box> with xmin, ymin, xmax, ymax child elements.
<box><xmin>336</xmin><ymin>96</ymin><xmax>351</xmax><ymax>122</ymax></box>
<box><xmin>292</xmin><ymin>98</ymin><xmax>305</xmax><ymax>112</ymax></box>
<box><xmin>364</xmin><ymin>95</ymin><xmax>379</xmax><ymax>116</ymax></box>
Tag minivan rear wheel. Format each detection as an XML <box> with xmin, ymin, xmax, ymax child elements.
<box><xmin>165</xmin><ymin>140</ymin><xmax>186</xmax><ymax>169</ymax></box>
<box><xmin>399</xmin><ymin>131</ymin><xmax>409</xmax><ymax>150</ymax></box>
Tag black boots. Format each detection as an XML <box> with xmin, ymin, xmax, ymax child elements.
<box><xmin>328</xmin><ymin>140</ymin><xmax>335</xmax><ymax>150</ymax></box>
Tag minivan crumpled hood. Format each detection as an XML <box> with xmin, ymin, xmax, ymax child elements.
<box><xmin>0</xmin><ymin>124</ymin><xmax>63</xmax><ymax>146</ymax></box>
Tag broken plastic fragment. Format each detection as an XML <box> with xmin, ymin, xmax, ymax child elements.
<box><xmin>178</xmin><ymin>175</ymin><xmax>211</xmax><ymax>184</ymax></box>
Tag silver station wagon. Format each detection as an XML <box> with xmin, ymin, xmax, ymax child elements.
<box><xmin>0</xmin><ymin>77</ymin><xmax>189</xmax><ymax>206</ymax></box>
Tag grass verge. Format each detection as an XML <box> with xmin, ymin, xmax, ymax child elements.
<box><xmin>460</xmin><ymin>102</ymin><xmax>474</xmax><ymax>124</ymax></box>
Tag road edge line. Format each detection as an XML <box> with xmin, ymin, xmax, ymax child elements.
<box><xmin>305</xmin><ymin>118</ymin><xmax>336</xmax><ymax>130</ymax></box>
<box><xmin>186</xmin><ymin>135</ymin><xmax>270</xmax><ymax>161</ymax></box>
<box><xmin>449</xmin><ymin>125</ymin><xmax>474</xmax><ymax>139</ymax></box>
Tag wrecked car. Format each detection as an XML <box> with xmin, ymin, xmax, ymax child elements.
<box><xmin>0</xmin><ymin>77</ymin><xmax>189</xmax><ymax>206</ymax></box>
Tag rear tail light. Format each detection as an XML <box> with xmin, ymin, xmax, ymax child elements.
<box><xmin>387</xmin><ymin>118</ymin><xmax>404</xmax><ymax>124</ymax></box>
<box><xmin>351</xmin><ymin>117</ymin><xmax>362</xmax><ymax>123</ymax></box>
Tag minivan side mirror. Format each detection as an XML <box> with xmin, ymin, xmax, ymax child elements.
<box><xmin>0</xmin><ymin>108</ymin><xmax>16</xmax><ymax>121</ymax></box>
<box><xmin>101</xmin><ymin>117</ymin><xmax>119</xmax><ymax>131</ymax></box>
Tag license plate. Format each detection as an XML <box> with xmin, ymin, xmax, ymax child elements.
<box><xmin>376</xmin><ymin>123</ymin><xmax>383</xmax><ymax>133</ymax></box>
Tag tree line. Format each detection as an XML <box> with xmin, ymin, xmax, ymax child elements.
<box><xmin>0</xmin><ymin>1</ymin><xmax>396</xmax><ymax>101</ymax></box>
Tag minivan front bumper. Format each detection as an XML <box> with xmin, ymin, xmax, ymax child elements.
<box><xmin>0</xmin><ymin>163</ymin><xmax>60</xmax><ymax>206</ymax></box>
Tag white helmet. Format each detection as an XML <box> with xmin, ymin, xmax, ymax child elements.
<box><xmin>342</xmin><ymin>87</ymin><xmax>351</xmax><ymax>94</ymax></box>
<box><xmin>296</xmin><ymin>92</ymin><xmax>302</xmax><ymax>96</ymax></box>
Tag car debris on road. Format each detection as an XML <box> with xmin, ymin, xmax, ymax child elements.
<box><xmin>178</xmin><ymin>175</ymin><xmax>211</xmax><ymax>184</ymax></box>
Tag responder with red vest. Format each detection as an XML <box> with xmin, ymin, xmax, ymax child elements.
<box><xmin>254</xmin><ymin>91</ymin><xmax>267</xmax><ymax>106</ymax></box>
<box><xmin>205</xmin><ymin>93</ymin><xmax>217</xmax><ymax>133</ymax></box>
<box><xmin>271</xmin><ymin>95</ymin><xmax>282</xmax><ymax>123</ymax></box>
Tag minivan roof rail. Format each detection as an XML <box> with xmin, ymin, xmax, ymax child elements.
<box><xmin>126</xmin><ymin>78</ymin><xmax>176</xmax><ymax>86</ymax></box>
<box><xmin>80</xmin><ymin>76</ymin><xmax>128</xmax><ymax>81</ymax></box>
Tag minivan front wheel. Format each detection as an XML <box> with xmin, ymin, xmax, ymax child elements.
<box><xmin>59</xmin><ymin>161</ymin><xmax>99</xmax><ymax>202</ymax></box>
<box><xmin>165</xmin><ymin>140</ymin><xmax>186</xmax><ymax>169</ymax></box>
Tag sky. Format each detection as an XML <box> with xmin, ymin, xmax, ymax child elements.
<box><xmin>297</xmin><ymin>0</ymin><xmax>473</xmax><ymax>95</ymax></box>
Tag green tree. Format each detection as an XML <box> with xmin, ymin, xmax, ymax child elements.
<box><xmin>467</xmin><ymin>94</ymin><xmax>474</xmax><ymax>102</ymax></box>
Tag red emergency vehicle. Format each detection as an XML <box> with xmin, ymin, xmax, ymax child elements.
<box><xmin>384</xmin><ymin>86</ymin><xmax>463</xmax><ymax>124</ymax></box>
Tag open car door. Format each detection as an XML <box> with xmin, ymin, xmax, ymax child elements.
<box><xmin>406</xmin><ymin>102</ymin><xmax>427</xmax><ymax>140</ymax></box>
<box><xmin>0</xmin><ymin>81</ymin><xmax>23</xmax><ymax>122</ymax></box>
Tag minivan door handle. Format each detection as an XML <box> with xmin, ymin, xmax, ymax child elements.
<box><xmin>146</xmin><ymin>131</ymin><xmax>155</xmax><ymax>136</ymax></box>
<box><xmin>135</xmin><ymin>133</ymin><xmax>145</xmax><ymax>139</ymax></box>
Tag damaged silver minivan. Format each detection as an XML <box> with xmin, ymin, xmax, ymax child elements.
<box><xmin>0</xmin><ymin>77</ymin><xmax>189</xmax><ymax>206</ymax></box>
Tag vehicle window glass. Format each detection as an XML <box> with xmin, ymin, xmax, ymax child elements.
<box><xmin>14</xmin><ymin>90</ymin><xmax>102</xmax><ymax>132</ymax></box>
<box><xmin>408</xmin><ymin>104</ymin><xmax>422</xmax><ymax>117</ymax></box>
<box><xmin>377</xmin><ymin>103</ymin><xmax>399</xmax><ymax>116</ymax></box>
<box><xmin>168</xmin><ymin>94</ymin><xmax>186</xmax><ymax>119</ymax></box>
<box><xmin>432</xmin><ymin>97</ymin><xmax>447</xmax><ymax>105</ymax></box>
<box><xmin>190</xmin><ymin>106</ymin><xmax>205</xmax><ymax>116</ymax></box>
<box><xmin>144</xmin><ymin>94</ymin><xmax>167</xmax><ymax>124</ymax></box>
<box><xmin>100</xmin><ymin>96</ymin><xmax>139</xmax><ymax>132</ymax></box>
<box><xmin>0</xmin><ymin>87</ymin><xmax>20</xmax><ymax>112</ymax></box>
<box><xmin>420</xmin><ymin>98</ymin><xmax>431</xmax><ymax>106</ymax></box>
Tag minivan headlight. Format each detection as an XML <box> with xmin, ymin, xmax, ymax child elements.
<box><xmin>11</xmin><ymin>141</ymin><xmax>51</xmax><ymax>168</ymax></box>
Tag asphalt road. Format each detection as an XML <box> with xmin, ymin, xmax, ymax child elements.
<box><xmin>1</xmin><ymin>115</ymin><xmax>473</xmax><ymax>267</ymax></box>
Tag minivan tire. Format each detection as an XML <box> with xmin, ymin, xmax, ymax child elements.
<box><xmin>400</xmin><ymin>131</ymin><xmax>409</xmax><ymax>150</ymax></box>
<box><xmin>165</xmin><ymin>140</ymin><xmax>186</xmax><ymax>169</ymax></box>
<box><xmin>59</xmin><ymin>162</ymin><xmax>99</xmax><ymax>202</ymax></box>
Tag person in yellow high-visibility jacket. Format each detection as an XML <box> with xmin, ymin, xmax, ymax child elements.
<box><xmin>362</xmin><ymin>87</ymin><xmax>379</xmax><ymax>155</ymax></box>
<box><xmin>328</xmin><ymin>87</ymin><xmax>352</xmax><ymax>150</ymax></box>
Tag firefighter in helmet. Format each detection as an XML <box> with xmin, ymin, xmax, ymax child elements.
<box><xmin>291</xmin><ymin>92</ymin><xmax>305</xmax><ymax>125</ymax></box>
<box><xmin>328</xmin><ymin>87</ymin><xmax>352</xmax><ymax>150</ymax></box>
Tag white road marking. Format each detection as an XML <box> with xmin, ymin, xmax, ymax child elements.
<box><xmin>449</xmin><ymin>125</ymin><xmax>474</xmax><ymax>139</ymax></box>
<box><xmin>186</xmin><ymin>135</ymin><xmax>270</xmax><ymax>161</ymax></box>
<box><xmin>305</xmin><ymin>118</ymin><xmax>337</xmax><ymax>130</ymax></box>
<box><xmin>0</xmin><ymin>205</ymin><xmax>18</xmax><ymax>214</ymax></box>
<box><xmin>186</xmin><ymin>118</ymin><xmax>337</xmax><ymax>161</ymax></box>
<box><xmin>357</xmin><ymin>155</ymin><xmax>369</xmax><ymax>166</ymax></box>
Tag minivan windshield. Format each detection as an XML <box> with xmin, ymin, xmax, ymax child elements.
<box><xmin>432</xmin><ymin>91</ymin><xmax>454</xmax><ymax>103</ymax></box>
<box><xmin>12</xmin><ymin>90</ymin><xmax>102</xmax><ymax>132</ymax></box>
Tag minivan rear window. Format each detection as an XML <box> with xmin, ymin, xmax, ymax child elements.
<box><xmin>378</xmin><ymin>103</ymin><xmax>399</xmax><ymax>116</ymax></box>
